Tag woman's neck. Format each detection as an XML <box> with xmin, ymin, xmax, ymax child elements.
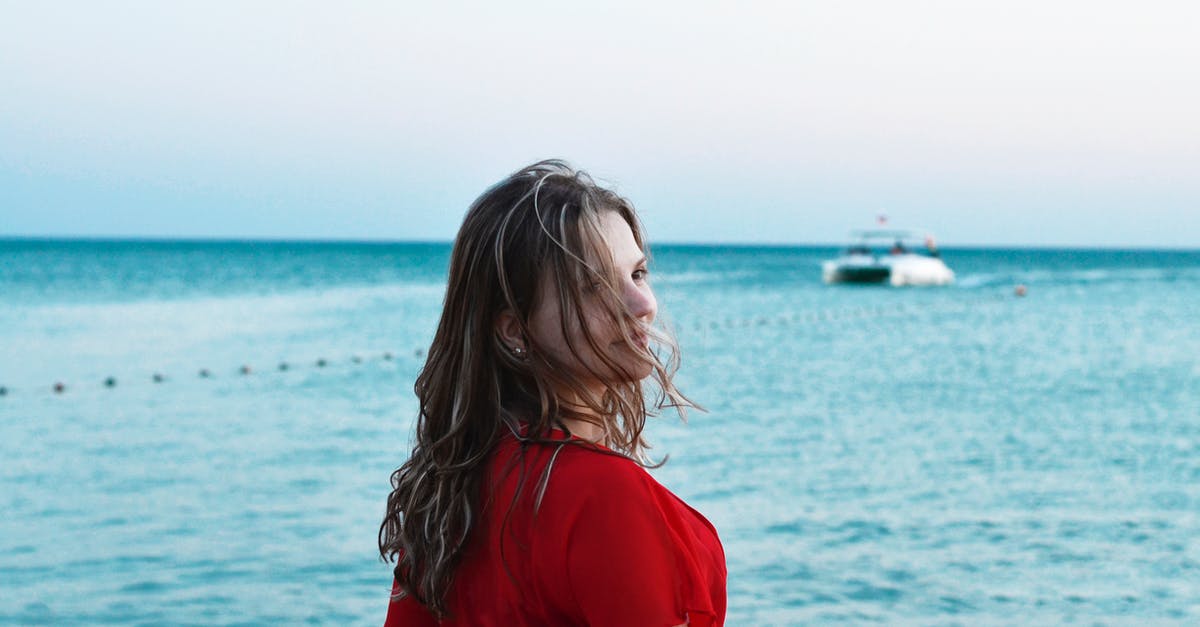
<box><xmin>559</xmin><ymin>416</ymin><xmax>605</xmax><ymax>443</ymax></box>
<box><xmin>555</xmin><ymin>388</ymin><xmax>608</xmax><ymax>444</ymax></box>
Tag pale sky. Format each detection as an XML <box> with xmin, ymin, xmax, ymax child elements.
<box><xmin>2</xmin><ymin>1</ymin><xmax>1197</xmax><ymax>247</ymax></box>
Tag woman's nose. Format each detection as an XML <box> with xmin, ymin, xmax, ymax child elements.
<box><xmin>625</xmin><ymin>283</ymin><xmax>656</xmax><ymax>322</ymax></box>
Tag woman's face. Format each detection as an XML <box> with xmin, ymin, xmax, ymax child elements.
<box><xmin>527</xmin><ymin>210</ymin><xmax>657</xmax><ymax>397</ymax></box>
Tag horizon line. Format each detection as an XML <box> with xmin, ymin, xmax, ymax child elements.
<box><xmin>1</xmin><ymin>233</ymin><xmax>1198</xmax><ymax>253</ymax></box>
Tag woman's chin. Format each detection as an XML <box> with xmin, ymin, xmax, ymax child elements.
<box><xmin>592</xmin><ymin>364</ymin><xmax>654</xmax><ymax>386</ymax></box>
<box><xmin>625</xmin><ymin>359</ymin><xmax>656</xmax><ymax>382</ymax></box>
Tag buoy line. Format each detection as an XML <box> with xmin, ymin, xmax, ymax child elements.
<box><xmin>0</xmin><ymin>349</ymin><xmax>422</xmax><ymax>399</ymax></box>
<box><xmin>1</xmin><ymin>289</ymin><xmax>1026</xmax><ymax>399</ymax></box>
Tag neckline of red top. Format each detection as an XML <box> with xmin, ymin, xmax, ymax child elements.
<box><xmin>513</xmin><ymin>423</ymin><xmax>611</xmax><ymax>449</ymax></box>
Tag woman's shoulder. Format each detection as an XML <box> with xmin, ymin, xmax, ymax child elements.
<box><xmin>534</xmin><ymin>440</ymin><xmax>667</xmax><ymax>512</ymax></box>
<box><xmin>494</xmin><ymin>429</ymin><xmax>670</xmax><ymax>516</ymax></box>
<box><xmin>551</xmin><ymin>439</ymin><xmax>652</xmax><ymax>480</ymax></box>
<box><xmin>507</xmin><ymin>428</ymin><xmax>649</xmax><ymax>480</ymax></box>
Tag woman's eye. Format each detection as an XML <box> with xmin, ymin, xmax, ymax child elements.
<box><xmin>632</xmin><ymin>268</ymin><xmax>649</xmax><ymax>281</ymax></box>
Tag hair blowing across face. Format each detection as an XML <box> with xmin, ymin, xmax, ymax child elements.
<box><xmin>378</xmin><ymin>159</ymin><xmax>692</xmax><ymax>617</ymax></box>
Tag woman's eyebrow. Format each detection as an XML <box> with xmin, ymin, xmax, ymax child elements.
<box><xmin>614</xmin><ymin>254</ymin><xmax>647</xmax><ymax>268</ymax></box>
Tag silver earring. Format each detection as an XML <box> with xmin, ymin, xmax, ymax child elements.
<box><xmin>511</xmin><ymin>346</ymin><xmax>525</xmax><ymax>357</ymax></box>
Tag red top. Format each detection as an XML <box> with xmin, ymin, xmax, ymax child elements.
<box><xmin>384</xmin><ymin>428</ymin><xmax>726</xmax><ymax>626</ymax></box>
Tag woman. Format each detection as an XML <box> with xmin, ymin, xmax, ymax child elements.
<box><xmin>379</xmin><ymin>160</ymin><xmax>726</xmax><ymax>626</ymax></box>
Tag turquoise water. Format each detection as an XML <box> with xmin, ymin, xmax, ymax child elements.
<box><xmin>2</xmin><ymin>238</ymin><xmax>1198</xmax><ymax>625</ymax></box>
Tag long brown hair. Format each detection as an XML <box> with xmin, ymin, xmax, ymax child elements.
<box><xmin>378</xmin><ymin>159</ymin><xmax>692</xmax><ymax>617</ymax></box>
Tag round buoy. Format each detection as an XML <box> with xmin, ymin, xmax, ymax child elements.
<box><xmin>415</xmin><ymin>348</ymin><xmax>424</xmax><ymax>357</ymax></box>
<box><xmin>352</xmin><ymin>355</ymin><xmax>363</xmax><ymax>364</ymax></box>
<box><xmin>383</xmin><ymin>352</ymin><xmax>393</xmax><ymax>361</ymax></box>
<box><xmin>1014</xmin><ymin>284</ymin><xmax>1027</xmax><ymax>297</ymax></box>
<box><xmin>240</xmin><ymin>365</ymin><xmax>252</xmax><ymax>375</ymax></box>
<box><xmin>278</xmin><ymin>362</ymin><xmax>289</xmax><ymax>371</ymax></box>
<box><xmin>53</xmin><ymin>382</ymin><xmax>66</xmax><ymax>394</ymax></box>
<box><xmin>104</xmin><ymin>377</ymin><xmax>117</xmax><ymax>388</ymax></box>
<box><xmin>199</xmin><ymin>368</ymin><xmax>211</xmax><ymax>378</ymax></box>
<box><xmin>152</xmin><ymin>373</ymin><xmax>165</xmax><ymax>383</ymax></box>
<box><xmin>0</xmin><ymin>386</ymin><xmax>8</xmax><ymax>396</ymax></box>
<box><xmin>316</xmin><ymin>358</ymin><xmax>327</xmax><ymax>368</ymax></box>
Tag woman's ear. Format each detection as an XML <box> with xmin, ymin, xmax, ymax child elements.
<box><xmin>494</xmin><ymin>309</ymin><xmax>526</xmax><ymax>354</ymax></box>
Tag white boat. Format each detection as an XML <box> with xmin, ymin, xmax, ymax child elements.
<box><xmin>822</xmin><ymin>229</ymin><xmax>955</xmax><ymax>286</ymax></box>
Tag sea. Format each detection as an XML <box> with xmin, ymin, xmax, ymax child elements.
<box><xmin>1</xmin><ymin>238</ymin><xmax>1198</xmax><ymax>625</ymax></box>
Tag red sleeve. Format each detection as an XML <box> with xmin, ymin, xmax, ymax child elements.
<box><xmin>382</xmin><ymin>579</ymin><xmax>438</xmax><ymax>627</ymax></box>
<box><xmin>542</xmin><ymin>456</ymin><xmax>703</xmax><ymax>627</ymax></box>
